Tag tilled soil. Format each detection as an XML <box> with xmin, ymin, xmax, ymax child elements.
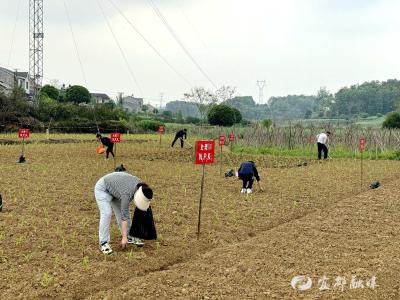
<box><xmin>103</xmin><ymin>177</ymin><xmax>400</xmax><ymax>300</ymax></box>
<box><xmin>0</xmin><ymin>138</ymin><xmax>399</xmax><ymax>299</ymax></box>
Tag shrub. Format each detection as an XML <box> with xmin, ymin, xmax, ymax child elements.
<box><xmin>207</xmin><ymin>104</ymin><xmax>242</xmax><ymax>126</ymax></box>
<box><xmin>262</xmin><ymin>119</ymin><xmax>273</xmax><ymax>128</ymax></box>
<box><xmin>383</xmin><ymin>112</ymin><xmax>400</xmax><ymax>129</ymax></box>
<box><xmin>65</xmin><ymin>85</ymin><xmax>90</xmax><ymax>104</ymax></box>
<box><xmin>185</xmin><ymin>116</ymin><xmax>201</xmax><ymax>124</ymax></box>
<box><xmin>51</xmin><ymin>119</ymin><xmax>129</xmax><ymax>133</ymax></box>
<box><xmin>134</xmin><ymin>119</ymin><xmax>162</xmax><ymax>132</ymax></box>
<box><xmin>40</xmin><ymin>85</ymin><xmax>59</xmax><ymax>100</ymax></box>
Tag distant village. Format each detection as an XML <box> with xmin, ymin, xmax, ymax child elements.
<box><xmin>0</xmin><ymin>66</ymin><xmax>157</xmax><ymax>114</ymax></box>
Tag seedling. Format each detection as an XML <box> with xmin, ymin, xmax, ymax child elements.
<box><xmin>82</xmin><ymin>256</ymin><xmax>90</xmax><ymax>270</ymax></box>
<box><xmin>40</xmin><ymin>272</ymin><xmax>51</xmax><ymax>287</ymax></box>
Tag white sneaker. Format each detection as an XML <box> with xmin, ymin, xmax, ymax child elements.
<box><xmin>246</xmin><ymin>188</ymin><xmax>252</xmax><ymax>194</ymax></box>
<box><xmin>128</xmin><ymin>237</ymin><xmax>145</xmax><ymax>247</ymax></box>
<box><xmin>100</xmin><ymin>242</ymin><xmax>113</xmax><ymax>255</ymax></box>
<box><xmin>241</xmin><ymin>188</ymin><xmax>246</xmax><ymax>193</ymax></box>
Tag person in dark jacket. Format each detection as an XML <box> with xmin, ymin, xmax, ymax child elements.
<box><xmin>238</xmin><ymin>161</ymin><xmax>260</xmax><ymax>194</ymax></box>
<box><xmin>171</xmin><ymin>128</ymin><xmax>187</xmax><ymax>148</ymax></box>
<box><xmin>96</xmin><ymin>133</ymin><xmax>115</xmax><ymax>159</ymax></box>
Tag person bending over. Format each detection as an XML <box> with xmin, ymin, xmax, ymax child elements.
<box><xmin>94</xmin><ymin>171</ymin><xmax>153</xmax><ymax>254</ymax></box>
<box><xmin>171</xmin><ymin>128</ymin><xmax>187</xmax><ymax>148</ymax></box>
<box><xmin>316</xmin><ymin>131</ymin><xmax>331</xmax><ymax>160</ymax></box>
<box><xmin>96</xmin><ymin>133</ymin><xmax>115</xmax><ymax>159</ymax></box>
<box><xmin>238</xmin><ymin>161</ymin><xmax>260</xmax><ymax>194</ymax></box>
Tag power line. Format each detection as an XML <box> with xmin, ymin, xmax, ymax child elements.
<box><xmin>107</xmin><ymin>0</ymin><xmax>193</xmax><ymax>88</ymax></box>
<box><xmin>7</xmin><ymin>0</ymin><xmax>22</xmax><ymax>68</ymax></box>
<box><xmin>95</xmin><ymin>0</ymin><xmax>144</xmax><ymax>98</ymax></box>
<box><xmin>147</xmin><ymin>0</ymin><xmax>217</xmax><ymax>89</ymax></box>
<box><xmin>63</xmin><ymin>0</ymin><xmax>87</xmax><ymax>86</ymax></box>
<box><xmin>176</xmin><ymin>0</ymin><xmax>208</xmax><ymax>50</ymax></box>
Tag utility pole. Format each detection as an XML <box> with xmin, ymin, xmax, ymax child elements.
<box><xmin>29</xmin><ymin>0</ymin><xmax>44</xmax><ymax>103</ymax></box>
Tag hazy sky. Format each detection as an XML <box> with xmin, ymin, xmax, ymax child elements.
<box><xmin>1</xmin><ymin>0</ymin><xmax>400</xmax><ymax>106</ymax></box>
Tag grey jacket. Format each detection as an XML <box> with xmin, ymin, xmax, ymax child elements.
<box><xmin>102</xmin><ymin>172</ymin><xmax>140</xmax><ymax>221</ymax></box>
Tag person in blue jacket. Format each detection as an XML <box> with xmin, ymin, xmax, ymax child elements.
<box><xmin>238</xmin><ymin>161</ymin><xmax>260</xmax><ymax>194</ymax></box>
<box><xmin>96</xmin><ymin>133</ymin><xmax>115</xmax><ymax>159</ymax></box>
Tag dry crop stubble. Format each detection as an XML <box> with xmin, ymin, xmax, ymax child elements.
<box><xmin>1</xmin><ymin>136</ymin><xmax>400</xmax><ymax>298</ymax></box>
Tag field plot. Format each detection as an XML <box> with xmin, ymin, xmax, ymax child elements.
<box><xmin>1</xmin><ymin>135</ymin><xmax>400</xmax><ymax>299</ymax></box>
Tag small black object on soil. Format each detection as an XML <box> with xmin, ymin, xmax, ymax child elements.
<box><xmin>370</xmin><ymin>181</ymin><xmax>380</xmax><ymax>189</ymax></box>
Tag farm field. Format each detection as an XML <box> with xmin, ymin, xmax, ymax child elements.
<box><xmin>1</xmin><ymin>134</ymin><xmax>400</xmax><ymax>299</ymax></box>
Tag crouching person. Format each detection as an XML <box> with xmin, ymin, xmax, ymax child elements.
<box><xmin>238</xmin><ymin>161</ymin><xmax>260</xmax><ymax>194</ymax></box>
<box><xmin>94</xmin><ymin>171</ymin><xmax>153</xmax><ymax>254</ymax></box>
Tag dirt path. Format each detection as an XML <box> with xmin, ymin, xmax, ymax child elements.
<box><xmin>94</xmin><ymin>178</ymin><xmax>400</xmax><ymax>299</ymax></box>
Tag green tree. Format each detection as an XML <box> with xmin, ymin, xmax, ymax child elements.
<box><xmin>40</xmin><ymin>85</ymin><xmax>59</xmax><ymax>100</ymax></box>
<box><xmin>207</xmin><ymin>104</ymin><xmax>241</xmax><ymax>126</ymax></box>
<box><xmin>65</xmin><ymin>85</ymin><xmax>90</xmax><ymax>104</ymax></box>
<box><xmin>383</xmin><ymin>112</ymin><xmax>400</xmax><ymax>129</ymax></box>
<box><xmin>184</xmin><ymin>87</ymin><xmax>215</xmax><ymax>123</ymax></box>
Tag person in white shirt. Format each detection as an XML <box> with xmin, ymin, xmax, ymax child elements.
<box><xmin>316</xmin><ymin>131</ymin><xmax>331</xmax><ymax>160</ymax></box>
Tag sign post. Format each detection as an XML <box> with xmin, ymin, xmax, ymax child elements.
<box><xmin>195</xmin><ymin>140</ymin><xmax>215</xmax><ymax>239</ymax></box>
<box><xmin>110</xmin><ymin>132</ymin><xmax>121</xmax><ymax>169</ymax></box>
<box><xmin>229</xmin><ymin>132</ymin><xmax>235</xmax><ymax>152</ymax></box>
<box><xmin>219</xmin><ymin>135</ymin><xmax>225</xmax><ymax>175</ymax></box>
<box><xmin>158</xmin><ymin>125</ymin><xmax>165</xmax><ymax>145</ymax></box>
<box><xmin>18</xmin><ymin>128</ymin><xmax>30</xmax><ymax>163</ymax></box>
<box><xmin>309</xmin><ymin>135</ymin><xmax>315</xmax><ymax>160</ymax></box>
<box><xmin>359</xmin><ymin>137</ymin><xmax>366</xmax><ymax>191</ymax></box>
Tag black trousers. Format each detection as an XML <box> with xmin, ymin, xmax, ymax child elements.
<box><xmin>241</xmin><ymin>174</ymin><xmax>254</xmax><ymax>189</ymax></box>
<box><xmin>171</xmin><ymin>136</ymin><xmax>184</xmax><ymax>148</ymax></box>
<box><xmin>317</xmin><ymin>142</ymin><xmax>328</xmax><ymax>160</ymax></box>
<box><xmin>106</xmin><ymin>143</ymin><xmax>115</xmax><ymax>158</ymax></box>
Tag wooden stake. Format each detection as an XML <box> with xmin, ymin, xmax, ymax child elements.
<box><xmin>197</xmin><ymin>164</ymin><xmax>205</xmax><ymax>239</ymax></box>
<box><xmin>21</xmin><ymin>137</ymin><xmax>25</xmax><ymax>156</ymax></box>
<box><xmin>113</xmin><ymin>143</ymin><xmax>117</xmax><ymax>170</ymax></box>
<box><xmin>360</xmin><ymin>150</ymin><xmax>363</xmax><ymax>192</ymax></box>
<box><xmin>220</xmin><ymin>145</ymin><xmax>223</xmax><ymax>176</ymax></box>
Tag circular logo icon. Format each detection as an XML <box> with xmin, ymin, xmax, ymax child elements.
<box><xmin>291</xmin><ymin>275</ymin><xmax>313</xmax><ymax>291</ymax></box>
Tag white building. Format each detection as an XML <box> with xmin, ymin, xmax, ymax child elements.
<box><xmin>0</xmin><ymin>67</ymin><xmax>32</xmax><ymax>96</ymax></box>
<box><xmin>122</xmin><ymin>95</ymin><xmax>143</xmax><ymax>112</ymax></box>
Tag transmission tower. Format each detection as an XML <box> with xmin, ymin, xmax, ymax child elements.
<box><xmin>29</xmin><ymin>0</ymin><xmax>44</xmax><ymax>101</ymax></box>
<box><xmin>257</xmin><ymin>80</ymin><xmax>266</xmax><ymax>104</ymax></box>
<box><xmin>160</xmin><ymin>93</ymin><xmax>164</xmax><ymax>109</ymax></box>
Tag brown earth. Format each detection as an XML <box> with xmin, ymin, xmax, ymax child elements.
<box><xmin>0</xmin><ymin>137</ymin><xmax>399</xmax><ymax>299</ymax></box>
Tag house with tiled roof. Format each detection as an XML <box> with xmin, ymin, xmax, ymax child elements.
<box><xmin>91</xmin><ymin>93</ymin><xmax>113</xmax><ymax>104</ymax></box>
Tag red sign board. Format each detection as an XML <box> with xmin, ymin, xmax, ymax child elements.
<box><xmin>18</xmin><ymin>128</ymin><xmax>30</xmax><ymax>139</ymax></box>
<box><xmin>159</xmin><ymin>125</ymin><xmax>165</xmax><ymax>134</ymax></box>
<box><xmin>195</xmin><ymin>140</ymin><xmax>215</xmax><ymax>165</ymax></box>
<box><xmin>110</xmin><ymin>132</ymin><xmax>121</xmax><ymax>143</ymax></box>
<box><xmin>219</xmin><ymin>135</ymin><xmax>225</xmax><ymax>146</ymax></box>
<box><xmin>229</xmin><ymin>132</ymin><xmax>235</xmax><ymax>142</ymax></box>
<box><xmin>359</xmin><ymin>138</ymin><xmax>366</xmax><ymax>152</ymax></box>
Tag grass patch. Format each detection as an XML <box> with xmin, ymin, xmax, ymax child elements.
<box><xmin>233</xmin><ymin>145</ymin><xmax>400</xmax><ymax>160</ymax></box>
